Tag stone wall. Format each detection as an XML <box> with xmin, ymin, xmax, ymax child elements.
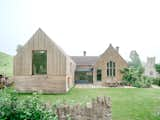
<box><xmin>93</xmin><ymin>44</ymin><xmax>128</xmax><ymax>85</ymax></box>
<box><xmin>56</xmin><ymin>96</ymin><xmax>112</xmax><ymax>120</ymax></box>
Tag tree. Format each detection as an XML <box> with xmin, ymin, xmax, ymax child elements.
<box><xmin>121</xmin><ymin>67</ymin><xmax>152</xmax><ymax>88</ymax></box>
<box><xmin>155</xmin><ymin>64</ymin><xmax>160</xmax><ymax>74</ymax></box>
<box><xmin>121</xmin><ymin>67</ymin><xmax>140</xmax><ymax>85</ymax></box>
<box><xmin>16</xmin><ymin>44</ymin><xmax>23</xmax><ymax>53</ymax></box>
<box><xmin>129</xmin><ymin>50</ymin><xmax>142</xmax><ymax>68</ymax></box>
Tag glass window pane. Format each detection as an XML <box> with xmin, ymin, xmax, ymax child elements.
<box><xmin>32</xmin><ymin>50</ymin><xmax>47</xmax><ymax>75</ymax></box>
<box><xmin>107</xmin><ymin>69</ymin><xmax>109</xmax><ymax>76</ymax></box>
<box><xmin>109</xmin><ymin>69</ymin><xmax>112</xmax><ymax>76</ymax></box>
<box><xmin>113</xmin><ymin>62</ymin><xmax>115</xmax><ymax>68</ymax></box>
<box><xmin>113</xmin><ymin>69</ymin><xmax>115</xmax><ymax>76</ymax></box>
<box><xmin>110</xmin><ymin>61</ymin><xmax>112</xmax><ymax>67</ymax></box>
<box><xmin>107</xmin><ymin>62</ymin><xmax>109</xmax><ymax>67</ymax></box>
<box><xmin>97</xmin><ymin>69</ymin><xmax>102</xmax><ymax>81</ymax></box>
<box><xmin>107</xmin><ymin>61</ymin><xmax>116</xmax><ymax>77</ymax></box>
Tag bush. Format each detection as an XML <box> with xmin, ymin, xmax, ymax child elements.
<box><xmin>152</xmin><ymin>78</ymin><xmax>160</xmax><ymax>86</ymax></box>
<box><xmin>0</xmin><ymin>88</ymin><xmax>58</xmax><ymax>120</ymax></box>
<box><xmin>133</xmin><ymin>76</ymin><xmax>152</xmax><ymax>88</ymax></box>
<box><xmin>121</xmin><ymin>67</ymin><xmax>152</xmax><ymax>88</ymax></box>
<box><xmin>120</xmin><ymin>67</ymin><xmax>137</xmax><ymax>85</ymax></box>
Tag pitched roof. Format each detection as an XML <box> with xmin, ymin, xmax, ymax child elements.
<box><xmin>71</xmin><ymin>56</ymin><xmax>99</xmax><ymax>65</ymax></box>
<box><xmin>99</xmin><ymin>44</ymin><xmax>128</xmax><ymax>65</ymax></box>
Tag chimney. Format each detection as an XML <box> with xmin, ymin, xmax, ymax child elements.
<box><xmin>116</xmin><ymin>46</ymin><xmax>119</xmax><ymax>53</ymax></box>
<box><xmin>83</xmin><ymin>51</ymin><xmax>86</xmax><ymax>56</ymax></box>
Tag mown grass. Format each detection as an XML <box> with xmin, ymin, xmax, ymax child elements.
<box><xmin>0</xmin><ymin>51</ymin><xmax>13</xmax><ymax>76</ymax></box>
<box><xmin>18</xmin><ymin>88</ymin><xmax>160</xmax><ymax>120</ymax></box>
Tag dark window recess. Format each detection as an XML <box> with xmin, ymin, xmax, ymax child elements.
<box><xmin>107</xmin><ymin>62</ymin><xmax>109</xmax><ymax>67</ymax></box>
<box><xmin>32</xmin><ymin>50</ymin><xmax>47</xmax><ymax>75</ymax></box>
<box><xmin>107</xmin><ymin>61</ymin><xmax>116</xmax><ymax>77</ymax></box>
<box><xmin>97</xmin><ymin>69</ymin><xmax>102</xmax><ymax>81</ymax></box>
<box><xmin>107</xmin><ymin>69</ymin><xmax>109</xmax><ymax>76</ymax></box>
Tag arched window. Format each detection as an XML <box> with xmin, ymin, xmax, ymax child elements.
<box><xmin>107</xmin><ymin>61</ymin><xmax>116</xmax><ymax>77</ymax></box>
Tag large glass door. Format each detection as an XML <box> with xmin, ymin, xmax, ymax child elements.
<box><xmin>75</xmin><ymin>71</ymin><xmax>93</xmax><ymax>84</ymax></box>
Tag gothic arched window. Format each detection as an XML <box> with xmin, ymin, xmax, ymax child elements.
<box><xmin>107</xmin><ymin>61</ymin><xmax>116</xmax><ymax>77</ymax></box>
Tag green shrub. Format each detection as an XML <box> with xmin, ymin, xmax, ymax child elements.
<box><xmin>121</xmin><ymin>67</ymin><xmax>152</xmax><ymax>88</ymax></box>
<box><xmin>152</xmin><ymin>78</ymin><xmax>160</xmax><ymax>86</ymax></box>
<box><xmin>120</xmin><ymin>67</ymin><xmax>137</xmax><ymax>86</ymax></box>
<box><xmin>133</xmin><ymin>76</ymin><xmax>152</xmax><ymax>88</ymax></box>
<box><xmin>0</xmin><ymin>88</ymin><xmax>58</xmax><ymax>120</ymax></box>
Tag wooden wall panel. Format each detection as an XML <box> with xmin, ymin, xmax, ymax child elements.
<box><xmin>52</xmin><ymin>44</ymin><xmax>56</xmax><ymax>74</ymax></box>
<box><xmin>62</xmin><ymin>54</ymin><xmax>66</xmax><ymax>74</ymax></box>
<box><xmin>23</xmin><ymin>46</ymin><xmax>27</xmax><ymax>75</ymax></box>
<box><xmin>60</xmin><ymin>53</ymin><xmax>62</xmax><ymax>75</ymax></box>
<box><xmin>14</xmin><ymin>75</ymin><xmax>67</xmax><ymax>93</ymax></box>
<box><xmin>55</xmin><ymin>47</ymin><xmax>58</xmax><ymax>75</ymax></box>
<box><xmin>14</xmin><ymin>29</ymin><xmax>73</xmax><ymax>76</ymax></box>
<box><xmin>57</xmin><ymin>49</ymin><xmax>60</xmax><ymax>75</ymax></box>
<box><xmin>28</xmin><ymin>39</ymin><xmax>32</xmax><ymax>75</ymax></box>
<box><xmin>37</xmin><ymin>30</ymin><xmax>40</xmax><ymax>50</ymax></box>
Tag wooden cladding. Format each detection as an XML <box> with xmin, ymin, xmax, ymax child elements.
<box><xmin>14</xmin><ymin>29</ymin><xmax>68</xmax><ymax>76</ymax></box>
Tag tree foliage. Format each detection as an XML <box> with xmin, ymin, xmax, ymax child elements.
<box><xmin>129</xmin><ymin>50</ymin><xmax>142</xmax><ymax>69</ymax></box>
<box><xmin>155</xmin><ymin>64</ymin><xmax>160</xmax><ymax>74</ymax></box>
<box><xmin>121</xmin><ymin>67</ymin><xmax>152</xmax><ymax>88</ymax></box>
<box><xmin>16</xmin><ymin>44</ymin><xmax>23</xmax><ymax>53</ymax></box>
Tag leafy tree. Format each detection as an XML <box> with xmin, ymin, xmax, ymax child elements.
<box><xmin>121</xmin><ymin>67</ymin><xmax>139</xmax><ymax>85</ymax></box>
<box><xmin>129</xmin><ymin>50</ymin><xmax>142</xmax><ymax>69</ymax></box>
<box><xmin>16</xmin><ymin>44</ymin><xmax>23</xmax><ymax>53</ymax></box>
<box><xmin>155</xmin><ymin>64</ymin><xmax>160</xmax><ymax>74</ymax></box>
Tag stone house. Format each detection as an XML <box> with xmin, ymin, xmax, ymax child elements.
<box><xmin>14</xmin><ymin>29</ymin><xmax>128</xmax><ymax>93</ymax></box>
<box><xmin>72</xmin><ymin>44</ymin><xmax>128</xmax><ymax>86</ymax></box>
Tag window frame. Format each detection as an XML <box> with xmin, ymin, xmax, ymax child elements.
<box><xmin>32</xmin><ymin>50</ymin><xmax>47</xmax><ymax>75</ymax></box>
<box><xmin>107</xmin><ymin>61</ymin><xmax>116</xmax><ymax>77</ymax></box>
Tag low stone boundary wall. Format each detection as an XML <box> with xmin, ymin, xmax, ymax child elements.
<box><xmin>56</xmin><ymin>96</ymin><xmax>112</xmax><ymax>120</ymax></box>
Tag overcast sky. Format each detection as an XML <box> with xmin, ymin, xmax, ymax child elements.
<box><xmin>0</xmin><ymin>0</ymin><xmax>160</xmax><ymax>63</ymax></box>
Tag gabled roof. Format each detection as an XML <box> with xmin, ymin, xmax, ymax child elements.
<box><xmin>71</xmin><ymin>44</ymin><xmax>127</xmax><ymax>66</ymax></box>
<box><xmin>35</xmin><ymin>28</ymin><xmax>68</xmax><ymax>56</ymax></box>
<box><xmin>20</xmin><ymin>28</ymin><xmax>66</xmax><ymax>56</ymax></box>
<box><xmin>71</xmin><ymin>56</ymin><xmax>99</xmax><ymax>65</ymax></box>
<box><xmin>98</xmin><ymin>44</ymin><xmax>128</xmax><ymax>65</ymax></box>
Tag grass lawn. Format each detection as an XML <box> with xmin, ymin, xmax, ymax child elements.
<box><xmin>0</xmin><ymin>51</ymin><xmax>13</xmax><ymax>76</ymax></box>
<box><xmin>19</xmin><ymin>87</ymin><xmax>160</xmax><ymax>120</ymax></box>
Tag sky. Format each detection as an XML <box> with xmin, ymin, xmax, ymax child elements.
<box><xmin>0</xmin><ymin>0</ymin><xmax>160</xmax><ymax>63</ymax></box>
